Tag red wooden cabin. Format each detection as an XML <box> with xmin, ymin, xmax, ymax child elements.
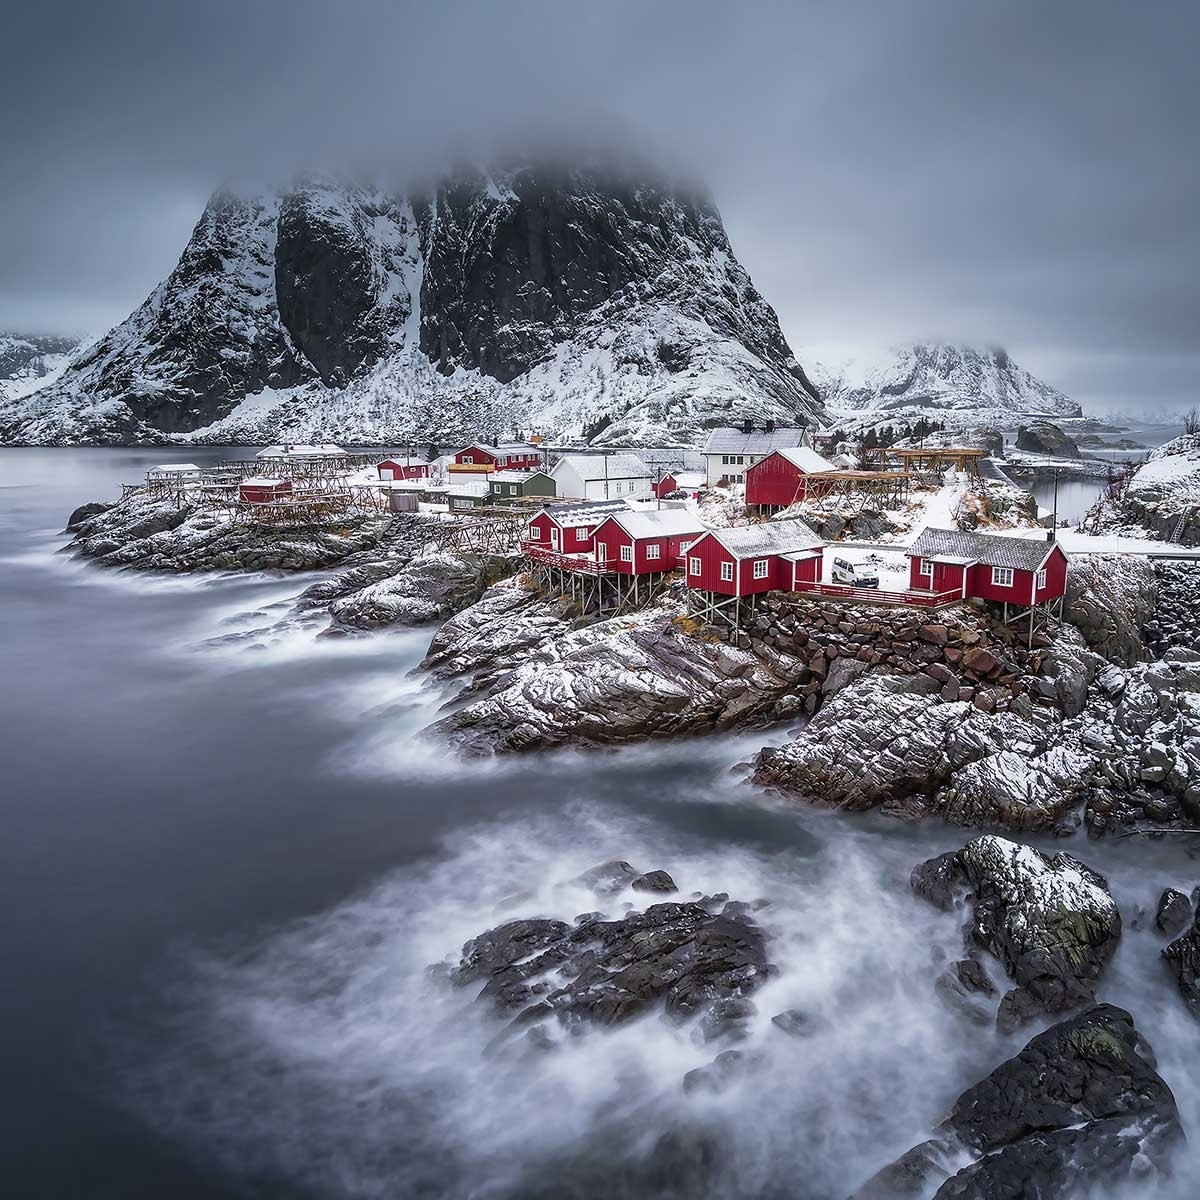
<box><xmin>238</xmin><ymin>476</ymin><xmax>293</xmax><ymax>503</ymax></box>
<box><xmin>451</xmin><ymin>443</ymin><xmax>544</xmax><ymax>474</ymax></box>
<box><xmin>745</xmin><ymin>447</ymin><xmax>836</xmax><ymax>508</ymax></box>
<box><xmin>685</xmin><ymin>519</ymin><xmax>824</xmax><ymax>596</ymax></box>
<box><xmin>592</xmin><ymin>509</ymin><xmax>707</xmax><ymax>574</ymax></box>
<box><xmin>907</xmin><ymin>528</ymin><xmax>1069</xmax><ymax>604</ymax></box>
<box><xmin>377</xmin><ymin>459</ymin><xmax>429</xmax><ymax>481</ymax></box>
<box><xmin>651</xmin><ymin>472</ymin><xmax>678</xmax><ymax>499</ymax></box>
<box><xmin>523</xmin><ymin>499</ymin><xmax>629</xmax><ymax>555</ymax></box>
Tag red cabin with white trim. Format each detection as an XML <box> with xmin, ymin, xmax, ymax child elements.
<box><xmin>238</xmin><ymin>476</ymin><xmax>293</xmax><ymax>503</ymax></box>
<box><xmin>684</xmin><ymin>519</ymin><xmax>825</xmax><ymax>596</ymax></box>
<box><xmin>451</xmin><ymin>443</ymin><xmax>544</xmax><ymax>474</ymax></box>
<box><xmin>907</xmin><ymin>528</ymin><xmax>1069</xmax><ymax>604</ymax></box>
<box><xmin>591</xmin><ymin>509</ymin><xmax>708</xmax><ymax>575</ymax></box>
<box><xmin>523</xmin><ymin>499</ymin><xmax>629</xmax><ymax>555</ymax></box>
<box><xmin>377</xmin><ymin>459</ymin><xmax>429</xmax><ymax>481</ymax></box>
<box><xmin>745</xmin><ymin>447</ymin><xmax>836</xmax><ymax>508</ymax></box>
<box><xmin>651</xmin><ymin>473</ymin><xmax>678</xmax><ymax>499</ymax></box>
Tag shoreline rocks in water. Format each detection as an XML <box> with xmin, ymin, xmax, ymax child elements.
<box><xmin>853</xmin><ymin>1004</ymin><xmax>1183</xmax><ymax>1200</ymax></box>
<box><xmin>912</xmin><ymin>836</ymin><xmax>1121</xmax><ymax>1032</ymax></box>
<box><xmin>436</xmin><ymin>861</ymin><xmax>768</xmax><ymax>1056</ymax></box>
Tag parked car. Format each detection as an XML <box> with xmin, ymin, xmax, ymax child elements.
<box><xmin>830</xmin><ymin>557</ymin><xmax>880</xmax><ymax>588</ymax></box>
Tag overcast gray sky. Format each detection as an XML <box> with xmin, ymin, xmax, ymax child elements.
<box><xmin>3</xmin><ymin>0</ymin><xmax>1197</xmax><ymax>414</ymax></box>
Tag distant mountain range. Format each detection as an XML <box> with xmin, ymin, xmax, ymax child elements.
<box><xmin>0</xmin><ymin>333</ymin><xmax>84</xmax><ymax>403</ymax></box>
<box><xmin>0</xmin><ymin>164</ymin><xmax>825</xmax><ymax>447</ymax></box>
<box><xmin>810</xmin><ymin>344</ymin><xmax>1082</xmax><ymax>431</ymax></box>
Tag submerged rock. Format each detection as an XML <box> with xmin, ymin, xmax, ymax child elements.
<box><xmin>912</xmin><ymin>835</ymin><xmax>1121</xmax><ymax>1031</ymax></box>
<box><xmin>853</xmin><ymin>1005</ymin><xmax>1182</xmax><ymax>1199</ymax></box>
<box><xmin>1162</xmin><ymin>909</ymin><xmax>1200</xmax><ymax>1021</ymax></box>
<box><xmin>1155</xmin><ymin>888</ymin><xmax>1192</xmax><ymax>938</ymax></box>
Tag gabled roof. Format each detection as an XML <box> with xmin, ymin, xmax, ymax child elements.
<box><xmin>533</xmin><ymin>498</ymin><xmax>630</xmax><ymax>529</ymax></box>
<box><xmin>240</xmin><ymin>476</ymin><xmax>288</xmax><ymax>487</ymax></box>
<box><xmin>770</xmin><ymin>447</ymin><xmax>836</xmax><ymax>473</ymax></box>
<box><xmin>550</xmin><ymin>453</ymin><xmax>652</xmax><ymax>482</ymax></box>
<box><xmin>456</xmin><ymin>442</ymin><xmax>537</xmax><ymax>458</ymax></box>
<box><xmin>907</xmin><ymin>527</ymin><xmax>1059</xmax><ymax>571</ymax></box>
<box><xmin>490</xmin><ymin>470</ymin><xmax>552</xmax><ymax>485</ymax></box>
<box><xmin>456</xmin><ymin>443</ymin><xmax>500</xmax><ymax>457</ymax></box>
<box><xmin>700</xmin><ymin>518</ymin><xmax>824</xmax><ymax>559</ymax></box>
<box><xmin>150</xmin><ymin>462</ymin><xmax>201</xmax><ymax>472</ymax></box>
<box><xmin>597</xmin><ymin>508</ymin><xmax>708</xmax><ymax>539</ymax></box>
<box><xmin>701</xmin><ymin>427</ymin><xmax>808</xmax><ymax>456</ymax></box>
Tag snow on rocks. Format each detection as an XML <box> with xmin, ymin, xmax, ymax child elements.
<box><xmin>1088</xmin><ymin>432</ymin><xmax>1200</xmax><ymax>546</ymax></box>
<box><xmin>1063</xmin><ymin>553</ymin><xmax>1158</xmax><ymax>665</ymax></box>
<box><xmin>852</xmin><ymin>1005</ymin><xmax>1183</xmax><ymax>1200</ymax></box>
<box><xmin>68</xmin><ymin>492</ymin><xmax>391</xmax><ymax>573</ymax></box>
<box><xmin>911</xmin><ymin>836</ymin><xmax>1121</xmax><ymax>1032</ymax></box>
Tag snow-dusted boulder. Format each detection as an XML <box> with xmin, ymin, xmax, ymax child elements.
<box><xmin>853</xmin><ymin>1005</ymin><xmax>1182</xmax><ymax>1200</ymax></box>
<box><xmin>1015</xmin><ymin>420</ymin><xmax>1081</xmax><ymax>458</ymax></box>
<box><xmin>1063</xmin><ymin>553</ymin><xmax>1157</xmax><ymax>665</ymax></box>
<box><xmin>912</xmin><ymin>836</ymin><xmax>1121</xmax><ymax>1031</ymax></box>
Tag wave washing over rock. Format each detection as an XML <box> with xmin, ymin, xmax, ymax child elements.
<box><xmin>0</xmin><ymin>162</ymin><xmax>824</xmax><ymax>447</ymax></box>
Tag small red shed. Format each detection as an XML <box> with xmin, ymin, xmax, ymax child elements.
<box><xmin>523</xmin><ymin>499</ymin><xmax>629</xmax><ymax>555</ymax></box>
<box><xmin>377</xmin><ymin>459</ymin><xmax>429</xmax><ymax>481</ymax></box>
<box><xmin>685</xmin><ymin>519</ymin><xmax>825</xmax><ymax>596</ymax></box>
<box><xmin>239</xmin><ymin>476</ymin><xmax>293</xmax><ymax>504</ymax></box>
<box><xmin>592</xmin><ymin>509</ymin><xmax>708</xmax><ymax>574</ymax></box>
<box><xmin>745</xmin><ymin>447</ymin><xmax>836</xmax><ymax>509</ymax></box>
<box><xmin>651</xmin><ymin>473</ymin><xmax>678</xmax><ymax>499</ymax></box>
<box><xmin>907</xmin><ymin>528</ymin><xmax>1069</xmax><ymax>604</ymax></box>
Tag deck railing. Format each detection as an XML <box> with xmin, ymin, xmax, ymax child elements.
<box><xmin>523</xmin><ymin>543</ymin><xmax>614</xmax><ymax>576</ymax></box>
<box><xmin>790</xmin><ymin>581</ymin><xmax>960</xmax><ymax>608</ymax></box>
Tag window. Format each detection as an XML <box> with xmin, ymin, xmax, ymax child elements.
<box><xmin>620</xmin><ymin>544</ymin><xmax>633</xmax><ymax>562</ymax></box>
<box><xmin>722</xmin><ymin>455</ymin><xmax>731</xmax><ymax>465</ymax></box>
<box><xmin>720</xmin><ymin>561</ymin><xmax>734</xmax><ymax>582</ymax></box>
<box><xmin>689</xmin><ymin>556</ymin><xmax>702</xmax><ymax>575</ymax></box>
<box><xmin>753</xmin><ymin>559</ymin><xmax>769</xmax><ymax>579</ymax></box>
<box><xmin>462</xmin><ymin>455</ymin><xmax>473</xmax><ymax>464</ymax></box>
<box><xmin>919</xmin><ymin>558</ymin><xmax>933</xmax><ymax>578</ymax></box>
<box><xmin>1036</xmin><ymin>568</ymin><xmax>1047</xmax><ymax>589</ymax></box>
<box><xmin>575</xmin><ymin>527</ymin><xmax>589</xmax><ymax>542</ymax></box>
<box><xmin>508</xmin><ymin>485</ymin><xmax>516</xmax><ymax>495</ymax></box>
<box><xmin>991</xmin><ymin>566</ymin><xmax>1014</xmax><ymax>588</ymax></box>
<box><xmin>646</xmin><ymin>544</ymin><xmax>661</xmax><ymax>560</ymax></box>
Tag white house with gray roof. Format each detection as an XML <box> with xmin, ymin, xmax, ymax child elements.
<box><xmin>550</xmin><ymin>453</ymin><xmax>653</xmax><ymax>500</ymax></box>
<box><xmin>700</xmin><ymin>426</ymin><xmax>809</xmax><ymax>485</ymax></box>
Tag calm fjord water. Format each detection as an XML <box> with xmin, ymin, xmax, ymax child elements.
<box><xmin>1</xmin><ymin>449</ymin><xmax>1197</xmax><ymax>1200</ymax></box>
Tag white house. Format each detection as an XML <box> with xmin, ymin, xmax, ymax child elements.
<box><xmin>549</xmin><ymin>453</ymin><xmax>653</xmax><ymax>500</ymax></box>
<box><xmin>700</xmin><ymin>426</ymin><xmax>809</xmax><ymax>485</ymax></box>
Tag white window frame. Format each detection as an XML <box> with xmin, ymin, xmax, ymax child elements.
<box><xmin>645</xmin><ymin>544</ymin><xmax>661</xmax><ymax>560</ymax></box>
<box><xmin>620</xmin><ymin>544</ymin><xmax>633</xmax><ymax>562</ymax></box>
<box><xmin>919</xmin><ymin>558</ymin><xmax>934</xmax><ymax>578</ymax></box>
<box><xmin>991</xmin><ymin>566</ymin><xmax>1014</xmax><ymax>588</ymax></box>
<box><xmin>689</xmin><ymin>556</ymin><xmax>702</xmax><ymax>575</ymax></box>
<box><xmin>720</xmin><ymin>561</ymin><xmax>734</xmax><ymax>583</ymax></box>
<box><xmin>1036</xmin><ymin>568</ymin><xmax>1047</xmax><ymax>589</ymax></box>
<box><xmin>753</xmin><ymin>559</ymin><xmax>769</xmax><ymax>579</ymax></box>
<box><xmin>462</xmin><ymin>455</ymin><xmax>473</xmax><ymax>464</ymax></box>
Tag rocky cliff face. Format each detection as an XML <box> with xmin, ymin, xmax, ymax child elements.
<box><xmin>0</xmin><ymin>332</ymin><xmax>83</xmax><ymax>401</ymax></box>
<box><xmin>815</xmin><ymin>344</ymin><xmax>1081</xmax><ymax>431</ymax></box>
<box><xmin>1</xmin><ymin>164</ymin><xmax>824</xmax><ymax>446</ymax></box>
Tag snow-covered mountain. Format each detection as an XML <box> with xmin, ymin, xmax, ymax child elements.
<box><xmin>0</xmin><ymin>165</ymin><xmax>824</xmax><ymax>447</ymax></box>
<box><xmin>0</xmin><ymin>333</ymin><xmax>85</xmax><ymax>403</ymax></box>
<box><xmin>811</xmin><ymin>344</ymin><xmax>1081</xmax><ymax>430</ymax></box>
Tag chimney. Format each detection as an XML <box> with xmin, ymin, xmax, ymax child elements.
<box><xmin>741</xmin><ymin>418</ymin><xmax>754</xmax><ymax>434</ymax></box>
<box><xmin>764</xmin><ymin>419</ymin><xmax>775</xmax><ymax>433</ymax></box>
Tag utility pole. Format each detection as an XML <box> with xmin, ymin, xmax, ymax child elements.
<box><xmin>1049</xmin><ymin>467</ymin><xmax>1059</xmax><ymax>541</ymax></box>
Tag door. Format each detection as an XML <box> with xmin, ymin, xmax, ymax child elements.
<box><xmin>931</xmin><ymin>562</ymin><xmax>956</xmax><ymax>592</ymax></box>
<box><xmin>597</xmin><ymin>541</ymin><xmax>607</xmax><ymax>565</ymax></box>
<box><xmin>551</xmin><ymin>527</ymin><xmax>561</xmax><ymax>552</ymax></box>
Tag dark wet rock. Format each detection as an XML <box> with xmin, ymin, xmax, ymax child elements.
<box><xmin>631</xmin><ymin>869</ymin><xmax>678</xmax><ymax>894</ymax></box>
<box><xmin>1063</xmin><ymin>554</ymin><xmax>1157</xmax><ymax>666</ymax></box>
<box><xmin>682</xmin><ymin>1048</ymin><xmax>757</xmax><ymax>1094</ymax></box>
<box><xmin>695</xmin><ymin>996</ymin><xmax>756</xmax><ymax>1043</ymax></box>
<box><xmin>934</xmin><ymin>958</ymin><xmax>998</xmax><ymax>1026</ymax></box>
<box><xmin>1162</xmin><ymin>910</ymin><xmax>1200</xmax><ymax>1020</ymax></box>
<box><xmin>912</xmin><ymin>836</ymin><xmax>1121</xmax><ymax>1030</ymax></box>
<box><xmin>65</xmin><ymin>501</ymin><xmax>111</xmax><ymax>529</ymax></box>
<box><xmin>441</xmin><ymin>893</ymin><xmax>769</xmax><ymax>1048</ymax></box>
<box><xmin>1155</xmin><ymin>888</ymin><xmax>1192</xmax><ymax>938</ymax></box>
<box><xmin>853</xmin><ymin>1005</ymin><xmax>1182</xmax><ymax>1199</ymax></box>
<box><xmin>1016</xmin><ymin>421</ymin><xmax>1081</xmax><ymax>458</ymax></box>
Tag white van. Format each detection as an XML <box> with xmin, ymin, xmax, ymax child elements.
<box><xmin>830</xmin><ymin>557</ymin><xmax>880</xmax><ymax>588</ymax></box>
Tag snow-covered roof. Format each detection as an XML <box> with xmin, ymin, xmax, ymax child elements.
<box><xmin>457</xmin><ymin>442</ymin><xmax>538</xmax><ymax>458</ymax></box>
<box><xmin>600</xmin><ymin>508</ymin><xmax>708</xmax><ymax>539</ymax></box>
<box><xmin>240</xmin><ymin>476</ymin><xmax>287</xmax><ymax>487</ymax></box>
<box><xmin>704</xmin><ymin>518</ymin><xmax>824</xmax><ymax>558</ymax></box>
<box><xmin>671</xmin><ymin>471</ymin><xmax>707</xmax><ymax>488</ymax></box>
<box><xmin>908</xmin><ymin>527</ymin><xmax>1058</xmax><ymax>571</ymax></box>
<box><xmin>445</xmin><ymin>479</ymin><xmax>491</xmax><ymax>498</ymax></box>
<box><xmin>551</xmin><ymin>453</ymin><xmax>651</xmax><ymax>481</ymax></box>
<box><xmin>490</xmin><ymin>470</ymin><xmax>551</xmax><ymax>485</ymax></box>
<box><xmin>150</xmin><ymin>462</ymin><xmax>201</xmax><ymax>472</ymax></box>
<box><xmin>535</xmin><ymin>498</ymin><xmax>630</xmax><ymax>528</ymax></box>
<box><xmin>701</xmin><ymin>427</ymin><xmax>808</xmax><ymax>456</ymax></box>
<box><xmin>772</xmin><ymin>446</ymin><xmax>835</xmax><ymax>473</ymax></box>
<box><xmin>257</xmin><ymin>443</ymin><xmax>345</xmax><ymax>457</ymax></box>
